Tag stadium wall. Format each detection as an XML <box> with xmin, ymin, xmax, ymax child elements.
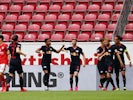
<box><xmin>3</xmin><ymin>42</ymin><xmax>133</xmax><ymax>91</ymax></box>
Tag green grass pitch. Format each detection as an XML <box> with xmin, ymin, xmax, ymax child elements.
<box><xmin>0</xmin><ymin>91</ymin><xmax>133</xmax><ymax>100</ymax></box>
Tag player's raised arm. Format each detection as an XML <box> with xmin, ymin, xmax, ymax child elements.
<box><xmin>81</xmin><ymin>52</ymin><xmax>86</xmax><ymax>67</ymax></box>
<box><xmin>35</xmin><ymin>48</ymin><xmax>44</xmax><ymax>54</ymax></box>
<box><xmin>125</xmin><ymin>50</ymin><xmax>132</xmax><ymax>67</ymax></box>
<box><xmin>55</xmin><ymin>45</ymin><xmax>65</xmax><ymax>53</ymax></box>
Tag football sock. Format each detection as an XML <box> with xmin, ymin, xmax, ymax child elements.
<box><xmin>44</xmin><ymin>73</ymin><xmax>49</xmax><ymax>87</ymax></box>
<box><xmin>116</xmin><ymin>77</ymin><xmax>119</xmax><ymax>88</ymax></box>
<box><xmin>100</xmin><ymin>78</ymin><xmax>106</xmax><ymax>87</ymax></box>
<box><xmin>6</xmin><ymin>76</ymin><xmax>12</xmax><ymax>84</ymax></box>
<box><xmin>70</xmin><ymin>78</ymin><xmax>73</xmax><ymax>89</ymax></box>
<box><xmin>75</xmin><ymin>76</ymin><xmax>78</xmax><ymax>87</ymax></box>
<box><xmin>105</xmin><ymin>78</ymin><xmax>110</xmax><ymax>88</ymax></box>
<box><xmin>19</xmin><ymin>77</ymin><xmax>23</xmax><ymax>89</ymax></box>
<box><xmin>122</xmin><ymin>75</ymin><xmax>126</xmax><ymax>87</ymax></box>
<box><xmin>110</xmin><ymin>77</ymin><xmax>115</xmax><ymax>87</ymax></box>
<box><xmin>0</xmin><ymin>75</ymin><xmax>5</xmax><ymax>88</ymax></box>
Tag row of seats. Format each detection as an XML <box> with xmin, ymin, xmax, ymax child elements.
<box><xmin>122</xmin><ymin>5</ymin><xmax>133</xmax><ymax>41</ymax></box>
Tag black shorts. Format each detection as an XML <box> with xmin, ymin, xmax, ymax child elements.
<box><xmin>42</xmin><ymin>64</ymin><xmax>51</xmax><ymax>73</ymax></box>
<box><xmin>104</xmin><ymin>62</ymin><xmax>113</xmax><ymax>74</ymax></box>
<box><xmin>9</xmin><ymin>59</ymin><xmax>23</xmax><ymax>74</ymax></box>
<box><xmin>97</xmin><ymin>62</ymin><xmax>107</xmax><ymax>74</ymax></box>
<box><xmin>70</xmin><ymin>64</ymin><xmax>80</xmax><ymax>74</ymax></box>
<box><xmin>114</xmin><ymin>62</ymin><xmax>126</xmax><ymax>73</ymax></box>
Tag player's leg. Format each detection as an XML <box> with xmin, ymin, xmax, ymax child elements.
<box><xmin>121</xmin><ymin>69</ymin><xmax>126</xmax><ymax>90</ymax></box>
<box><xmin>69</xmin><ymin>65</ymin><xmax>74</xmax><ymax>91</ymax></box>
<box><xmin>99</xmin><ymin>74</ymin><xmax>106</xmax><ymax>89</ymax></box>
<box><xmin>115</xmin><ymin>67</ymin><xmax>120</xmax><ymax>90</ymax></box>
<box><xmin>0</xmin><ymin>64</ymin><xmax>6</xmax><ymax>91</ymax></box>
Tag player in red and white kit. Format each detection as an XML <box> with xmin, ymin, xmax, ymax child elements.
<box><xmin>0</xmin><ymin>35</ymin><xmax>9</xmax><ymax>92</ymax></box>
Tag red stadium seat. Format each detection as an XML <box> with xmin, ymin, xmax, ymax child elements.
<box><xmin>101</xmin><ymin>4</ymin><xmax>113</xmax><ymax>17</ymax></box>
<box><xmin>125</xmin><ymin>23</ymin><xmax>133</xmax><ymax>30</ymax></box>
<box><xmin>4</xmin><ymin>14</ymin><xmax>17</xmax><ymax>27</ymax></box>
<box><xmin>0</xmin><ymin>0</ymin><xmax>11</xmax><ymax>9</ymax></box>
<box><xmin>111</xmin><ymin>14</ymin><xmax>120</xmax><ymax>23</ymax></box>
<box><xmin>52</xmin><ymin>0</ymin><xmax>63</xmax><ymax>6</ymax></box>
<box><xmin>107</xmin><ymin>23</ymin><xmax>116</xmax><ymax>33</ymax></box>
<box><xmin>2</xmin><ymin>34</ymin><xmax>10</xmax><ymax>42</ymax></box>
<box><xmin>44</xmin><ymin>14</ymin><xmax>57</xmax><ymax>26</ymax></box>
<box><xmin>61</xmin><ymin>4</ymin><xmax>74</xmax><ymax>17</ymax></box>
<box><xmin>88</xmin><ymin>4</ymin><xmax>100</xmax><ymax>16</ymax></box>
<box><xmin>51</xmin><ymin>34</ymin><xmax>63</xmax><ymax>42</ymax></box>
<box><xmin>40</xmin><ymin>0</ymin><xmax>51</xmax><ymax>8</ymax></box>
<box><xmin>41</xmin><ymin>24</ymin><xmax>53</xmax><ymax>37</ymax></box>
<box><xmin>64</xmin><ymin>34</ymin><xmax>76</xmax><ymax>41</ymax></box>
<box><xmin>92</xmin><ymin>0</ymin><xmax>103</xmax><ymax>6</ymax></box>
<box><xmin>9</xmin><ymin>5</ymin><xmax>21</xmax><ymax>17</ymax></box>
<box><xmin>84</xmin><ymin>14</ymin><xmax>97</xmax><ymax>26</ymax></box>
<box><xmin>18</xmin><ymin>14</ymin><xmax>30</xmax><ymax>27</ymax></box>
<box><xmin>81</xmin><ymin>24</ymin><xmax>93</xmax><ymax>35</ymax></box>
<box><xmin>90</xmin><ymin>33</ymin><xmax>104</xmax><ymax>42</ymax></box>
<box><xmin>22</xmin><ymin>5</ymin><xmax>35</xmax><ymax>18</ymax></box>
<box><xmin>77</xmin><ymin>34</ymin><xmax>90</xmax><ymax>42</ymax></box>
<box><xmin>12</xmin><ymin>0</ymin><xmax>25</xmax><ymax>8</ymax></box>
<box><xmin>128</xmin><ymin>14</ymin><xmax>133</xmax><ymax>23</ymax></box>
<box><xmin>0</xmin><ymin>15</ymin><xmax>4</xmax><ymax>28</ymax></box>
<box><xmin>77</xmin><ymin>0</ymin><xmax>90</xmax><ymax>6</ymax></box>
<box><xmin>71</xmin><ymin>14</ymin><xmax>83</xmax><ymax>25</ymax></box>
<box><xmin>26</xmin><ymin>0</ymin><xmax>38</xmax><ymax>8</ymax></box>
<box><xmin>94</xmin><ymin>24</ymin><xmax>107</xmax><ymax>35</ymax></box>
<box><xmin>58</xmin><ymin>14</ymin><xmax>70</xmax><ymax>26</ymax></box>
<box><xmin>14</xmin><ymin>24</ymin><xmax>27</xmax><ymax>38</ymax></box>
<box><xmin>104</xmin><ymin>0</ymin><xmax>117</xmax><ymax>6</ymax></box>
<box><xmin>122</xmin><ymin>33</ymin><xmax>133</xmax><ymax>41</ymax></box>
<box><xmin>75</xmin><ymin>4</ymin><xmax>87</xmax><ymax>15</ymax></box>
<box><xmin>115</xmin><ymin>4</ymin><xmax>123</xmax><ymax>12</ymax></box>
<box><xmin>24</xmin><ymin>34</ymin><xmax>37</xmax><ymax>42</ymax></box>
<box><xmin>35</xmin><ymin>5</ymin><xmax>47</xmax><ymax>16</ymax></box>
<box><xmin>105</xmin><ymin>33</ymin><xmax>113</xmax><ymax>40</ymax></box>
<box><xmin>28</xmin><ymin>24</ymin><xmax>40</xmax><ymax>38</ymax></box>
<box><xmin>1</xmin><ymin>24</ymin><xmax>14</xmax><ymax>37</ymax></box>
<box><xmin>68</xmin><ymin>24</ymin><xmax>80</xmax><ymax>37</ymax></box>
<box><xmin>54</xmin><ymin>24</ymin><xmax>67</xmax><ymax>37</ymax></box>
<box><xmin>37</xmin><ymin>34</ymin><xmax>50</xmax><ymax>42</ymax></box>
<box><xmin>49</xmin><ymin>4</ymin><xmax>61</xmax><ymax>16</ymax></box>
<box><xmin>31</xmin><ymin>14</ymin><xmax>44</xmax><ymax>26</ymax></box>
<box><xmin>0</xmin><ymin>5</ymin><xmax>8</xmax><ymax>18</ymax></box>
<box><xmin>97</xmin><ymin>14</ymin><xmax>110</xmax><ymax>26</ymax></box>
<box><xmin>65</xmin><ymin>0</ymin><xmax>76</xmax><ymax>6</ymax></box>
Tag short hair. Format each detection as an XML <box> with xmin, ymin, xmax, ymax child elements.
<box><xmin>0</xmin><ymin>35</ymin><xmax>4</xmax><ymax>40</ymax></box>
<box><xmin>44</xmin><ymin>38</ymin><xmax>50</xmax><ymax>42</ymax></box>
<box><xmin>115</xmin><ymin>35</ymin><xmax>122</xmax><ymax>41</ymax></box>
<box><xmin>12</xmin><ymin>34</ymin><xmax>18</xmax><ymax>41</ymax></box>
<box><xmin>100</xmin><ymin>38</ymin><xmax>104</xmax><ymax>43</ymax></box>
<box><xmin>72</xmin><ymin>38</ymin><xmax>77</xmax><ymax>42</ymax></box>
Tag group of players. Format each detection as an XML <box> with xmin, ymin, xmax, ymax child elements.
<box><xmin>97</xmin><ymin>36</ymin><xmax>132</xmax><ymax>91</ymax></box>
<box><xmin>0</xmin><ymin>34</ymin><xmax>132</xmax><ymax>92</ymax></box>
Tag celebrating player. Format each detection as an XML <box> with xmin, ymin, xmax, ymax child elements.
<box><xmin>4</xmin><ymin>35</ymin><xmax>27</xmax><ymax>92</ymax></box>
<box><xmin>64</xmin><ymin>39</ymin><xmax>86</xmax><ymax>91</ymax></box>
<box><xmin>102</xmin><ymin>38</ymin><xmax>116</xmax><ymax>91</ymax></box>
<box><xmin>0</xmin><ymin>35</ymin><xmax>9</xmax><ymax>92</ymax></box>
<box><xmin>97</xmin><ymin>39</ymin><xmax>106</xmax><ymax>90</ymax></box>
<box><xmin>36</xmin><ymin>38</ymin><xmax>64</xmax><ymax>90</ymax></box>
<box><xmin>113</xmin><ymin>35</ymin><xmax>132</xmax><ymax>90</ymax></box>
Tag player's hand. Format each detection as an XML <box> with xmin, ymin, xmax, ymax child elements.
<box><xmin>129</xmin><ymin>61</ymin><xmax>132</xmax><ymax>67</ymax></box>
<box><xmin>83</xmin><ymin>64</ymin><xmax>86</xmax><ymax>67</ymax></box>
<box><xmin>40</xmin><ymin>50</ymin><xmax>44</xmax><ymax>54</ymax></box>
<box><xmin>120</xmin><ymin>62</ymin><xmax>125</xmax><ymax>68</ymax></box>
<box><xmin>23</xmin><ymin>54</ymin><xmax>26</xmax><ymax>57</ymax></box>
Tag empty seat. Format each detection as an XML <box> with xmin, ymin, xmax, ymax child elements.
<box><xmin>0</xmin><ymin>5</ymin><xmax>8</xmax><ymax>18</ymax></box>
<box><xmin>35</xmin><ymin>5</ymin><xmax>47</xmax><ymax>15</ymax></box>
<box><xmin>4</xmin><ymin>14</ymin><xmax>18</xmax><ymax>27</ymax></box>
<box><xmin>84</xmin><ymin>14</ymin><xmax>97</xmax><ymax>26</ymax></box>
<box><xmin>14</xmin><ymin>24</ymin><xmax>27</xmax><ymax>38</ymax></box>
<box><xmin>111</xmin><ymin>14</ymin><xmax>120</xmax><ymax>23</ymax></box>
<box><xmin>2</xmin><ymin>34</ymin><xmax>10</xmax><ymax>42</ymax></box>
<box><xmin>0</xmin><ymin>0</ymin><xmax>11</xmax><ymax>9</ymax></box>
<box><xmin>65</xmin><ymin>0</ymin><xmax>76</xmax><ymax>6</ymax></box>
<box><xmin>88</xmin><ymin>4</ymin><xmax>100</xmax><ymax>16</ymax></box>
<box><xmin>1</xmin><ymin>24</ymin><xmax>14</xmax><ymax>37</ymax></box>
<box><xmin>97</xmin><ymin>14</ymin><xmax>110</xmax><ymax>26</ymax></box>
<box><xmin>94</xmin><ymin>24</ymin><xmax>107</xmax><ymax>35</ymax></box>
<box><xmin>125</xmin><ymin>23</ymin><xmax>133</xmax><ymax>30</ymax></box>
<box><xmin>9</xmin><ymin>5</ymin><xmax>21</xmax><ymax>17</ymax></box>
<box><xmin>81</xmin><ymin>24</ymin><xmax>93</xmax><ymax>35</ymax></box>
<box><xmin>28</xmin><ymin>24</ymin><xmax>40</xmax><ymax>38</ymax></box>
<box><xmin>31</xmin><ymin>14</ymin><xmax>44</xmax><ymax>26</ymax></box>
<box><xmin>41</xmin><ymin>24</ymin><xmax>53</xmax><ymax>37</ymax></box>
<box><xmin>18</xmin><ymin>14</ymin><xmax>30</xmax><ymax>27</ymax></box>
<box><xmin>52</xmin><ymin>0</ymin><xmax>63</xmax><ymax>6</ymax></box>
<box><xmin>61</xmin><ymin>4</ymin><xmax>74</xmax><ymax>16</ymax></box>
<box><xmin>39</xmin><ymin>0</ymin><xmax>51</xmax><ymax>8</ymax></box>
<box><xmin>92</xmin><ymin>0</ymin><xmax>103</xmax><ymax>6</ymax></box>
<box><xmin>12</xmin><ymin>0</ymin><xmax>25</xmax><ymax>8</ymax></box>
<box><xmin>71</xmin><ymin>14</ymin><xmax>83</xmax><ymax>25</ymax></box>
<box><xmin>24</xmin><ymin>34</ymin><xmax>36</xmax><ymax>42</ymax></box>
<box><xmin>90</xmin><ymin>33</ymin><xmax>104</xmax><ymax>42</ymax></box>
<box><xmin>115</xmin><ymin>4</ymin><xmax>123</xmax><ymax>12</ymax></box>
<box><xmin>37</xmin><ymin>34</ymin><xmax>50</xmax><ymax>42</ymax></box>
<box><xmin>107</xmin><ymin>23</ymin><xmax>116</xmax><ymax>33</ymax></box>
<box><xmin>68</xmin><ymin>24</ymin><xmax>80</xmax><ymax>37</ymax></box>
<box><xmin>105</xmin><ymin>33</ymin><xmax>113</xmax><ymax>40</ymax></box>
<box><xmin>122</xmin><ymin>33</ymin><xmax>133</xmax><ymax>41</ymax></box>
<box><xmin>104</xmin><ymin>0</ymin><xmax>117</xmax><ymax>6</ymax></box>
<box><xmin>58</xmin><ymin>14</ymin><xmax>70</xmax><ymax>26</ymax></box>
<box><xmin>101</xmin><ymin>4</ymin><xmax>113</xmax><ymax>17</ymax></box>
<box><xmin>77</xmin><ymin>34</ymin><xmax>90</xmax><ymax>41</ymax></box>
<box><xmin>51</xmin><ymin>34</ymin><xmax>63</xmax><ymax>42</ymax></box>
<box><xmin>128</xmin><ymin>14</ymin><xmax>133</xmax><ymax>23</ymax></box>
<box><xmin>49</xmin><ymin>4</ymin><xmax>61</xmax><ymax>16</ymax></box>
<box><xmin>64</xmin><ymin>34</ymin><xmax>76</xmax><ymax>41</ymax></box>
<box><xmin>44</xmin><ymin>14</ymin><xmax>57</xmax><ymax>26</ymax></box>
<box><xmin>75</xmin><ymin>4</ymin><xmax>87</xmax><ymax>15</ymax></box>
<box><xmin>26</xmin><ymin>0</ymin><xmax>38</xmax><ymax>8</ymax></box>
<box><xmin>22</xmin><ymin>5</ymin><xmax>35</xmax><ymax>18</ymax></box>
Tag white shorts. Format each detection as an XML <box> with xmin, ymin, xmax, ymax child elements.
<box><xmin>0</xmin><ymin>64</ymin><xmax>6</xmax><ymax>73</ymax></box>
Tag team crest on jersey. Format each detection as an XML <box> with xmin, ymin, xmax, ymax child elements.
<box><xmin>119</xmin><ymin>48</ymin><xmax>123</xmax><ymax>51</ymax></box>
<box><xmin>76</xmin><ymin>50</ymin><xmax>79</xmax><ymax>52</ymax></box>
<box><xmin>108</xmin><ymin>49</ymin><xmax>111</xmax><ymax>52</ymax></box>
<box><xmin>1</xmin><ymin>46</ymin><xmax>4</xmax><ymax>50</ymax></box>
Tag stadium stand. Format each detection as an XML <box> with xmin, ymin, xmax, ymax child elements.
<box><xmin>0</xmin><ymin>0</ymin><xmax>130</xmax><ymax>42</ymax></box>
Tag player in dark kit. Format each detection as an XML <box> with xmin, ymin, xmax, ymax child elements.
<box><xmin>97</xmin><ymin>39</ymin><xmax>106</xmax><ymax>90</ymax></box>
<box><xmin>64</xmin><ymin>39</ymin><xmax>86</xmax><ymax>91</ymax></box>
<box><xmin>113</xmin><ymin>35</ymin><xmax>132</xmax><ymax>90</ymax></box>
<box><xmin>4</xmin><ymin>35</ymin><xmax>27</xmax><ymax>92</ymax></box>
<box><xmin>36</xmin><ymin>39</ymin><xmax>64</xmax><ymax>90</ymax></box>
<box><xmin>102</xmin><ymin>38</ymin><xmax>116</xmax><ymax>91</ymax></box>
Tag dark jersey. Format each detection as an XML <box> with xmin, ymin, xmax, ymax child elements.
<box><xmin>8</xmin><ymin>42</ymin><xmax>21</xmax><ymax>60</ymax></box>
<box><xmin>104</xmin><ymin>45</ymin><xmax>114</xmax><ymax>63</ymax></box>
<box><xmin>40</xmin><ymin>46</ymin><xmax>57</xmax><ymax>65</ymax></box>
<box><xmin>97</xmin><ymin>46</ymin><xmax>105</xmax><ymax>63</ymax></box>
<box><xmin>64</xmin><ymin>46</ymin><xmax>83</xmax><ymax>65</ymax></box>
<box><xmin>112</xmin><ymin>44</ymin><xmax>126</xmax><ymax>64</ymax></box>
